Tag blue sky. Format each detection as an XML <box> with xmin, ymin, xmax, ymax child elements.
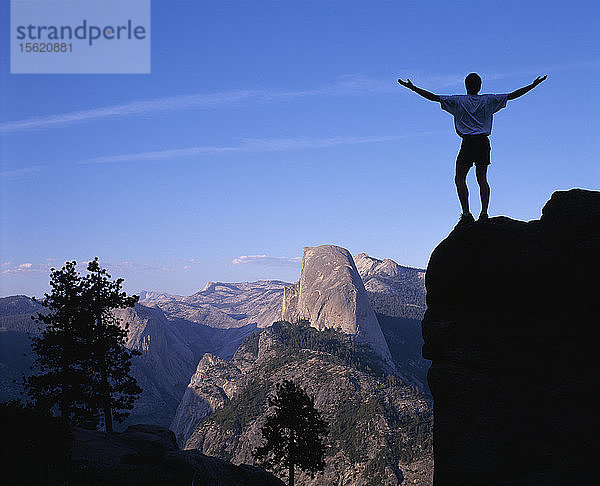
<box><xmin>1</xmin><ymin>0</ymin><xmax>599</xmax><ymax>297</ymax></box>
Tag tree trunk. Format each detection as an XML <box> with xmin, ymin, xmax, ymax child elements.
<box><xmin>97</xmin><ymin>312</ymin><xmax>113</xmax><ymax>433</ymax></box>
<box><xmin>289</xmin><ymin>429</ymin><xmax>294</xmax><ymax>486</ymax></box>
<box><xmin>101</xmin><ymin>367</ymin><xmax>113</xmax><ymax>432</ymax></box>
<box><xmin>103</xmin><ymin>402</ymin><xmax>113</xmax><ymax>432</ymax></box>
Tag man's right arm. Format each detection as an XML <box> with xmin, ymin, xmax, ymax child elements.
<box><xmin>507</xmin><ymin>75</ymin><xmax>547</xmax><ymax>100</ymax></box>
<box><xmin>398</xmin><ymin>78</ymin><xmax>440</xmax><ymax>102</ymax></box>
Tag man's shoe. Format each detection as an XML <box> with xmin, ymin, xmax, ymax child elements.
<box><xmin>456</xmin><ymin>212</ymin><xmax>475</xmax><ymax>227</ymax></box>
<box><xmin>478</xmin><ymin>212</ymin><xmax>489</xmax><ymax>222</ymax></box>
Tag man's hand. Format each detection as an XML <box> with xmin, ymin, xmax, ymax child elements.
<box><xmin>508</xmin><ymin>75</ymin><xmax>548</xmax><ymax>100</ymax></box>
<box><xmin>397</xmin><ymin>78</ymin><xmax>440</xmax><ymax>102</ymax></box>
<box><xmin>398</xmin><ymin>78</ymin><xmax>415</xmax><ymax>89</ymax></box>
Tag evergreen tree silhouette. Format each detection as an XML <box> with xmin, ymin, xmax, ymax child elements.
<box><xmin>26</xmin><ymin>261</ymin><xmax>97</xmax><ymax>427</ymax></box>
<box><xmin>26</xmin><ymin>258</ymin><xmax>141</xmax><ymax>431</ymax></box>
<box><xmin>254</xmin><ymin>379</ymin><xmax>328</xmax><ymax>486</ymax></box>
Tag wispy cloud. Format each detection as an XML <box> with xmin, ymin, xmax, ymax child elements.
<box><xmin>2</xmin><ymin>62</ymin><xmax>597</xmax><ymax>134</ymax></box>
<box><xmin>0</xmin><ymin>90</ymin><xmax>262</xmax><ymax>133</ymax></box>
<box><xmin>0</xmin><ymin>165</ymin><xmax>45</xmax><ymax>178</ymax></box>
<box><xmin>232</xmin><ymin>255</ymin><xmax>301</xmax><ymax>266</ymax></box>
<box><xmin>78</xmin><ymin>132</ymin><xmax>433</xmax><ymax>165</ymax></box>
<box><xmin>1</xmin><ymin>131</ymin><xmax>435</xmax><ymax>178</ymax></box>
<box><xmin>0</xmin><ymin>75</ymin><xmax>392</xmax><ymax>133</ymax></box>
<box><xmin>0</xmin><ymin>259</ymin><xmax>173</xmax><ymax>276</ymax></box>
<box><xmin>1</xmin><ymin>261</ymin><xmax>51</xmax><ymax>275</ymax></box>
<box><xmin>106</xmin><ymin>261</ymin><xmax>174</xmax><ymax>273</ymax></box>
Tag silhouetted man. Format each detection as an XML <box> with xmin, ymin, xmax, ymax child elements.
<box><xmin>397</xmin><ymin>73</ymin><xmax>546</xmax><ymax>225</ymax></box>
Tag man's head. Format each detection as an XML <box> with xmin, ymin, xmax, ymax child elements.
<box><xmin>465</xmin><ymin>73</ymin><xmax>481</xmax><ymax>95</ymax></box>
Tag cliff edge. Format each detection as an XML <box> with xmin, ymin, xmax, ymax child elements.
<box><xmin>422</xmin><ymin>189</ymin><xmax>599</xmax><ymax>485</ymax></box>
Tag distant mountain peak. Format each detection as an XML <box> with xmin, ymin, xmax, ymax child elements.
<box><xmin>354</xmin><ymin>252</ymin><xmax>425</xmax><ymax>278</ymax></box>
<box><xmin>282</xmin><ymin>245</ymin><xmax>394</xmax><ymax>367</ymax></box>
<box><xmin>139</xmin><ymin>280</ymin><xmax>290</xmax><ymax>330</ymax></box>
<box><xmin>137</xmin><ymin>290</ymin><xmax>182</xmax><ymax>304</ymax></box>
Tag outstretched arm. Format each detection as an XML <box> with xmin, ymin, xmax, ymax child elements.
<box><xmin>398</xmin><ymin>78</ymin><xmax>440</xmax><ymax>102</ymax></box>
<box><xmin>507</xmin><ymin>75</ymin><xmax>547</xmax><ymax>100</ymax></box>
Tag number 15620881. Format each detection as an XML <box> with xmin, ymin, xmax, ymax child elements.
<box><xmin>19</xmin><ymin>42</ymin><xmax>73</xmax><ymax>53</ymax></box>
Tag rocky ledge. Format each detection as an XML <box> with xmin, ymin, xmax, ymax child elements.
<box><xmin>71</xmin><ymin>424</ymin><xmax>284</xmax><ymax>485</ymax></box>
<box><xmin>422</xmin><ymin>189</ymin><xmax>599</xmax><ymax>485</ymax></box>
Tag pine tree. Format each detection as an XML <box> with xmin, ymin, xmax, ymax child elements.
<box><xmin>81</xmin><ymin>257</ymin><xmax>141</xmax><ymax>432</ymax></box>
<box><xmin>26</xmin><ymin>258</ymin><xmax>142</xmax><ymax>431</ymax></box>
<box><xmin>254</xmin><ymin>380</ymin><xmax>328</xmax><ymax>486</ymax></box>
<box><xmin>26</xmin><ymin>261</ymin><xmax>98</xmax><ymax>427</ymax></box>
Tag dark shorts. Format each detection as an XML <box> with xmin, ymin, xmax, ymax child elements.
<box><xmin>457</xmin><ymin>134</ymin><xmax>491</xmax><ymax>168</ymax></box>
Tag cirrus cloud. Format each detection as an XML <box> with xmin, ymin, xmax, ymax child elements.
<box><xmin>232</xmin><ymin>254</ymin><xmax>301</xmax><ymax>267</ymax></box>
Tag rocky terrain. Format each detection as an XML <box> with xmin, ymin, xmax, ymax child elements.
<box><xmin>422</xmin><ymin>189</ymin><xmax>599</xmax><ymax>485</ymax></box>
<box><xmin>171</xmin><ymin>244</ymin><xmax>430</xmax><ymax>469</ymax></box>
<box><xmin>1</xmin><ymin>252</ymin><xmax>428</xmax><ymax>430</ymax></box>
<box><xmin>1</xmin><ymin>404</ymin><xmax>283</xmax><ymax>486</ymax></box>
<box><xmin>116</xmin><ymin>304</ymin><xmax>257</xmax><ymax>428</ymax></box>
<box><xmin>281</xmin><ymin>245</ymin><xmax>394</xmax><ymax>366</ymax></box>
<box><xmin>138</xmin><ymin>256</ymin><xmax>427</xmax><ymax>331</ymax></box>
<box><xmin>183</xmin><ymin>321</ymin><xmax>433</xmax><ymax>486</ymax></box>
<box><xmin>170</xmin><ymin>352</ymin><xmax>244</xmax><ymax>447</ymax></box>
<box><xmin>67</xmin><ymin>424</ymin><xmax>285</xmax><ymax>485</ymax></box>
<box><xmin>139</xmin><ymin>280</ymin><xmax>289</xmax><ymax>329</ymax></box>
<box><xmin>355</xmin><ymin>253</ymin><xmax>426</xmax><ymax>320</ymax></box>
<box><xmin>1</xmin><ymin>249</ymin><xmax>433</xmax><ymax>484</ymax></box>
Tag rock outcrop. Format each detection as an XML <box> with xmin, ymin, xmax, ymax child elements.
<box><xmin>170</xmin><ymin>353</ymin><xmax>243</xmax><ymax>447</ymax></box>
<box><xmin>355</xmin><ymin>253</ymin><xmax>426</xmax><ymax>320</ymax></box>
<box><xmin>282</xmin><ymin>245</ymin><xmax>394</xmax><ymax>366</ymax></box>
<box><xmin>70</xmin><ymin>424</ymin><xmax>284</xmax><ymax>485</ymax></box>
<box><xmin>422</xmin><ymin>189</ymin><xmax>599</xmax><ymax>485</ymax></box>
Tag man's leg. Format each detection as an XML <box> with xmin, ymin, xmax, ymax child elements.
<box><xmin>455</xmin><ymin>162</ymin><xmax>471</xmax><ymax>215</ymax></box>
<box><xmin>475</xmin><ymin>164</ymin><xmax>490</xmax><ymax>217</ymax></box>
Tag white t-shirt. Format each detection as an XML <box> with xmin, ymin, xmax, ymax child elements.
<box><xmin>439</xmin><ymin>94</ymin><xmax>508</xmax><ymax>136</ymax></box>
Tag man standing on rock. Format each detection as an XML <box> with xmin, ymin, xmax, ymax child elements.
<box><xmin>397</xmin><ymin>73</ymin><xmax>546</xmax><ymax>226</ymax></box>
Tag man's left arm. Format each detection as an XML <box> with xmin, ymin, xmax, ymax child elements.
<box><xmin>507</xmin><ymin>75</ymin><xmax>547</xmax><ymax>100</ymax></box>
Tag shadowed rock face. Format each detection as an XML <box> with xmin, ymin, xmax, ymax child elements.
<box><xmin>422</xmin><ymin>189</ymin><xmax>600</xmax><ymax>485</ymax></box>
<box><xmin>0</xmin><ymin>296</ymin><xmax>44</xmax><ymax>402</ymax></box>
<box><xmin>282</xmin><ymin>245</ymin><xmax>393</xmax><ymax>366</ymax></box>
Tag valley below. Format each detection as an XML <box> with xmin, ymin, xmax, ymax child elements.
<box><xmin>1</xmin><ymin>247</ymin><xmax>433</xmax><ymax>485</ymax></box>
